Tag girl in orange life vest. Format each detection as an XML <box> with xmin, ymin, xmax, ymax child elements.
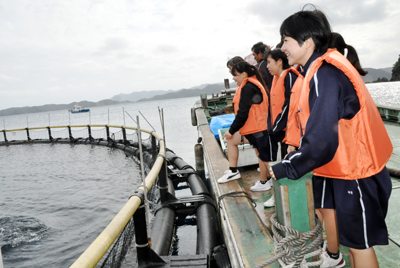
<box><xmin>313</xmin><ymin>31</ymin><xmax>371</xmax><ymax>267</ymax></box>
<box><xmin>218</xmin><ymin>56</ymin><xmax>253</xmax><ymax>182</ymax></box>
<box><xmin>218</xmin><ymin>61</ymin><xmax>272</xmax><ymax>184</ymax></box>
<box><xmin>270</xmin><ymin>6</ymin><xmax>392</xmax><ymax>268</ymax></box>
<box><xmin>250</xmin><ymin>49</ymin><xmax>299</xmax><ymax>202</ymax></box>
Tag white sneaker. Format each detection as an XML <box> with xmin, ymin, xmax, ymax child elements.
<box><xmin>322</xmin><ymin>241</ymin><xmax>327</xmax><ymax>252</ymax></box>
<box><xmin>217</xmin><ymin>170</ymin><xmax>241</xmax><ymax>183</ymax></box>
<box><xmin>320</xmin><ymin>251</ymin><xmax>345</xmax><ymax>268</ymax></box>
<box><xmin>250</xmin><ymin>179</ymin><xmax>272</xmax><ymax>191</ymax></box>
<box><xmin>264</xmin><ymin>195</ymin><xmax>275</xmax><ymax>207</ymax></box>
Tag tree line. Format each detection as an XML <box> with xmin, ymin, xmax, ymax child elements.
<box><xmin>373</xmin><ymin>54</ymin><xmax>400</xmax><ymax>83</ymax></box>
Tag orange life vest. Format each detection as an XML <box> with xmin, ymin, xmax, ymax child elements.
<box><xmin>282</xmin><ymin>75</ymin><xmax>303</xmax><ymax>147</ymax></box>
<box><xmin>298</xmin><ymin>49</ymin><xmax>392</xmax><ymax>180</ymax></box>
<box><xmin>232</xmin><ymin>75</ymin><xmax>269</xmax><ymax>135</ymax></box>
<box><xmin>270</xmin><ymin>67</ymin><xmax>300</xmax><ymax>128</ymax></box>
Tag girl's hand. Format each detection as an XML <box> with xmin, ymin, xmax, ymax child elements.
<box><xmin>223</xmin><ymin>131</ymin><xmax>233</xmax><ymax>139</ymax></box>
<box><xmin>285</xmin><ymin>145</ymin><xmax>297</xmax><ymax>158</ymax></box>
<box><xmin>269</xmin><ymin>166</ymin><xmax>276</xmax><ymax>180</ymax></box>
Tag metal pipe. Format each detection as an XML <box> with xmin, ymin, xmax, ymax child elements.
<box><xmin>68</xmin><ymin>126</ymin><xmax>73</xmax><ymax>140</ymax></box>
<box><xmin>26</xmin><ymin>127</ymin><xmax>31</xmax><ymax>141</ymax></box>
<box><xmin>137</xmin><ymin>115</ymin><xmax>150</xmax><ymax>238</ymax></box>
<box><xmin>122</xmin><ymin>126</ymin><xmax>127</xmax><ymax>145</ymax></box>
<box><xmin>3</xmin><ymin>130</ymin><xmax>7</xmax><ymax>143</ymax></box>
<box><xmin>159</xmin><ymin>160</ymin><xmax>169</xmax><ymax>203</ymax></box>
<box><xmin>47</xmin><ymin>127</ymin><xmax>53</xmax><ymax>141</ymax></box>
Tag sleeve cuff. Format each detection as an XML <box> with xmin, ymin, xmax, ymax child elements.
<box><xmin>272</xmin><ymin>162</ymin><xmax>287</xmax><ymax>180</ymax></box>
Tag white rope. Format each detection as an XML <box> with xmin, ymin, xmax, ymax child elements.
<box><xmin>255</xmin><ymin>213</ymin><xmax>323</xmax><ymax>268</ymax></box>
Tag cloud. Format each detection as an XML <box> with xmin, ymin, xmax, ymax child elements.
<box><xmin>0</xmin><ymin>0</ymin><xmax>399</xmax><ymax>110</ymax></box>
<box><xmin>101</xmin><ymin>37</ymin><xmax>130</xmax><ymax>52</ymax></box>
<box><xmin>156</xmin><ymin>44</ymin><xmax>178</xmax><ymax>54</ymax></box>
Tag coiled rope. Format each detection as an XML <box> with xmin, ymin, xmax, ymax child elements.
<box><xmin>255</xmin><ymin>213</ymin><xmax>323</xmax><ymax>268</ymax></box>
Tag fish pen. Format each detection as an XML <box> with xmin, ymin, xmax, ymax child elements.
<box><xmin>0</xmin><ymin>124</ymin><xmax>225</xmax><ymax>268</ymax></box>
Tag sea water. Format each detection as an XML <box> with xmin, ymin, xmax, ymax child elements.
<box><xmin>0</xmin><ymin>82</ymin><xmax>399</xmax><ymax>267</ymax></box>
<box><xmin>0</xmin><ymin>96</ymin><xmax>199</xmax><ymax>267</ymax></box>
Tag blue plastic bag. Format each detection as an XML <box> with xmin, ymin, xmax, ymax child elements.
<box><xmin>209</xmin><ymin>114</ymin><xmax>235</xmax><ymax>138</ymax></box>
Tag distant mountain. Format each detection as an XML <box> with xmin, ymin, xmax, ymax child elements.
<box><xmin>188</xmin><ymin>83</ymin><xmax>211</xmax><ymax>90</ymax></box>
<box><xmin>363</xmin><ymin>67</ymin><xmax>392</xmax><ymax>83</ymax></box>
<box><xmin>111</xmin><ymin>83</ymin><xmax>212</xmax><ymax>102</ymax></box>
<box><xmin>3</xmin><ymin>67</ymin><xmax>392</xmax><ymax>117</ymax></box>
<box><xmin>136</xmin><ymin>82</ymin><xmax>237</xmax><ymax>102</ymax></box>
<box><xmin>111</xmin><ymin>90</ymin><xmax>174</xmax><ymax>102</ymax></box>
<box><xmin>0</xmin><ymin>99</ymin><xmax>130</xmax><ymax>116</ymax></box>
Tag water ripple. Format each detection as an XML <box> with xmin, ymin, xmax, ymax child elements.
<box><xmin>0</xmin><ymin>216</ymin><xmax>49</xmax><ymax>252</ymax></box>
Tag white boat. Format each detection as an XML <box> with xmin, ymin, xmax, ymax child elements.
<box><xmin>68</xmin><ymin>104</ymin><xmax>90</xmax><ymax>113</ymax></box>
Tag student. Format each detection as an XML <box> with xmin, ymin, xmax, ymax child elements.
<box><xmin>251</xmin><ymin>49</ymin><xmax>299</xmax><ymax>199</ymax></box>
<box><xmin>221</xmin><ymin>56</ymin><xmax>253</xmax><ymax>180</ymax></box>
<box><xmin>312</xmin><ymin>31</ymin><xmax>372</xmax><ymax>267</ymax></box>
<box><xmin>218</xmin><ymin>61</ymin><xmax>272</xmax><ymax>185</ymax></box>
<box><xmin>226</xmin><ymin>56</ymin><xmax>244</xmax><ymax>71</ymax></box>
<box><xmin>252</xmin><ymin>42</ymin><xmax>273</xmax><ymax>90</ymax></box>
<box><xmin>270</xmin><ymin>6</ymin><xmax>392</xmax><ymax>268</ymax></box>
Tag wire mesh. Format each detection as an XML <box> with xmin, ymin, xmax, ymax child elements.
<box><xmin>110</xmin><ymin>130</ymin><xmax>123</xmax><ymax>141</ymax></box>
<box><xmin>99</xmin><ymin>217</ymin><xmax>136</xmax><ymax>268</ymax></box>
<box><xmin>91</xmin><ymin>128</ymin><xmax>107</xmax><ymax>140</ymax></box>
<box><xmin>51</xmin><ymin>128</ymin><xmax>70</xmax><ymax>139</ymax></box>
<box><xmin>29</xmin><ymin>129</ymin><xmax>50</xmax><ymax>140</ymax></box>
<box><xmin>99</xmin><ymin>146</ymin><xmax>158</xmax><ymax>268</ymax></box>
<box><xmin>7</xmin><ymin>130</ymin><xmax>28</xmax><ymax>141</ymax></box>
<box><xmin>71</xmin><ymin>127</ymin><xmax>89</xmax><ymax>139</ymax></box>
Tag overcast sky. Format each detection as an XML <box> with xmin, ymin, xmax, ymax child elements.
<box><xmin>0</xmin><ymin>0</ymin><xmax>399</xmax><ymax>110</ymax></box>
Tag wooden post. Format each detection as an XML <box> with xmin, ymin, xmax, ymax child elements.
<box><xmin>273</xmin><ymin>173</ymin><xmax>316</xmax><ymax>235</ymax></box>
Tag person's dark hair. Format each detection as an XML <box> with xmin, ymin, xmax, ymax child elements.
<box><xmin>329</xmin><ymin>32</ymin><xmax>368</xmax><ymax>76</ymax></box>
<box><xmin>266</xmin><ymin>49</ymin><xmax>290</xmax><ymax>70</ymax></box>
<box><xmin>231</xmin><ymin>61</ymin><xmax>269</xmax><ymax>94</ymax></box>
<box><xmin>280</xmin><ymin>4</ymin><xmax>331</xmax><ymax>53</ymax></box>
<box><xmin>226</xmin><ymin>56</ymin><xmax>244</xmax><ymax>68</ymax></box>
<box><xmin>251</xmin><ymin>42</ymin><xmax>268</xmax><ymax>55</ymax></box>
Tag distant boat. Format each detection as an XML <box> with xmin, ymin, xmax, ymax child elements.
<box><xmin>69</xmin><ymin>104</ymin><xmax>90</xmax><ymax>113</ymax></box>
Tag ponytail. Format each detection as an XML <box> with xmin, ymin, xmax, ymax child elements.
<box><xmin>346</xmin><ymin>45</ymin><xmax>368</xmax><ymax>76</ymax></box>
<box><xmin>329</xmin><ymin>32</ymin><xmax>368</xmax><ymax>76</ymax></box>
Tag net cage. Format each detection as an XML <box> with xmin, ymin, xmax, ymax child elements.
<box><xmin>99</xmin><ymin>155</ymin><xmax>158</xmax><ymax>268</ymax></box>
<box><xmin>0</xmin><ymin>125</ymin><xmax>162</xmax><ymax>267</ymax></box>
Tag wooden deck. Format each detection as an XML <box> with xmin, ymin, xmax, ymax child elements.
<box><xmin>195</xmin><ymin>103</ymin><xmax>400</xmax><ymax>268</ymax></box>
